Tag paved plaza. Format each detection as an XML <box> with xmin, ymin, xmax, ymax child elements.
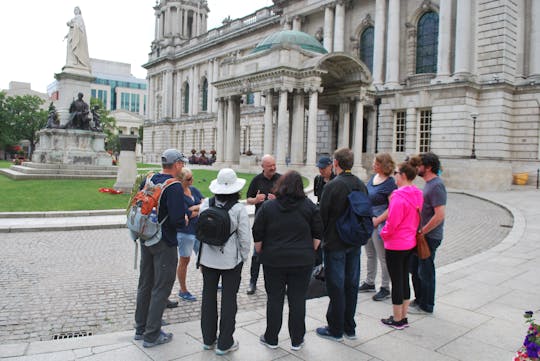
<box><xmin>1</xmin><ymin>189</ymin><xmax>537</xmax><ymax>361</ymax></box>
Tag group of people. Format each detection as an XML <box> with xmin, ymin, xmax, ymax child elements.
<box><xmin>132</xmin><ymin>146</ymin><xmax>446</xmax><ymax>354</ymax></box>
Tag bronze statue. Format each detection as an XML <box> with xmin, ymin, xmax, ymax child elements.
<box><xmin>64</xmin><ymin>92</ymin><xmax>91</xmax><ymax>130</ymax></box>
<box><xmin>91</xmin><ymin>105</ymin><xmax>103</xmax><ymax>132</ymax></box>
<box><xmin>45</xmin><ymin>103</ymin><xmax>60</xmax><ymax>129</ymax></box>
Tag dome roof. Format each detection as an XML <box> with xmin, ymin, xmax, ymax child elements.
<box><xmin>252</xmin><ymin>30</ymin><xmax>328</xmax><ymax>54</ymax></box>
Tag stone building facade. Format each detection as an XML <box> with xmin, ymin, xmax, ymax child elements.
<box><xmin>143</xmin><ymin>0</ymin><xmax>540</xmax><ymax>190</ymax></box>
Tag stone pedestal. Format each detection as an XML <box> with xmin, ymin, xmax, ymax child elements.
<box><xmin>114</xmin><ymin>135</ymin><xmax>139</xmax><ymax>193</ymax></box>
<box><xmin>32</xmin><ymin>128</ymin><xmax>111</xmax><ymax>166</ymax></box>
<box><xmin>54</xmin><ymin>71</ymin><xmax>95</xmax><ymax>126</ymax></box>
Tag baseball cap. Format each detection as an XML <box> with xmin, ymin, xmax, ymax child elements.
<box><xmin>316</xmin><ymin>156</ymin><xmax>332</xmax><ymax>168</ymax></box>
<box><xmin>161</xmin><ymin>149</ymin><xmax>189</xmax><ymax>165</ymax></box>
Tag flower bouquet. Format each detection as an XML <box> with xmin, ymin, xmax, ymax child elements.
<box><xmin>514</xmin><ymin>311</ymin><xmax>540</xmax><ymax>360</ymax></box>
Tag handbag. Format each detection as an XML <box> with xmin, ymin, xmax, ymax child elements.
<box><xmin>415</xmin><ymin>208</ymin><xmax>431</xmax><ymax>260</ymax></box>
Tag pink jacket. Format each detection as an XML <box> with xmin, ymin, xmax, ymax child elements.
<box><xmin>380</xmin><ymin>185</ymin><xmax>423</xmax><ymax>251</ymax></box>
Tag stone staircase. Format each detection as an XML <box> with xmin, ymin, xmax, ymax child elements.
<box><xmin>0</xmin><ymin>162</ymin><xmax>118</xmax><ymax>180</ymax></box>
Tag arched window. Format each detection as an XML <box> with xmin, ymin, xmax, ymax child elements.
<box><xmin>183</xmin><ymin>83</ymin><xmax>189</xmax><ymax>114</ymax></box>
<box><xmin>416</xmin><ymin>11</ymin><xmax>439</xmax><ymax>74</ymax></box>
<box><xmin>359</xmin><ymin>26</ymin><xmax>374</xmax><ymax>73</ymax></box>
<box><xmin>202</xmin><ymin>78</ymin><xmax>208</xmax><ymax>111</ymax></box>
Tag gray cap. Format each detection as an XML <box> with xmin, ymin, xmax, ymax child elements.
<box><xmin>161</xmin><ymin>149</ymin><xmax>189</xmax><ymax>165</ymax></box>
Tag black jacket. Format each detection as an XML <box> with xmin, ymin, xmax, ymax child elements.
<box><xmin>319</xmin><ymin>171</ymin><xmax>367</xmax><ymax>251</ymax></box>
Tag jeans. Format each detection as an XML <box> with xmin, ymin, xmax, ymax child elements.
<box><xmin>177</xmin><ymin>232</ymin><xmax>199</xmax><ymax>257</ymax></box>
<box><xmin>134</xmin><ymin>240</ymin><xmax>178</xmax><ymax>342</ymax></box>
<box><xmin>364</xmin><ymin>224</ymin><xmax>390</xmax><ymax>288</ymax></box>
<box><xmin>249</xmin><ymin>246</ymin><xmax>261</xmax><ymax>285</ymax></box>
<box><xmin>324</xmin><ymin>246</ymin><xmax>361</xmax><ymax>337</ymax></box>
<box><xmin>263</xmin><ymin>265</ymin><xmax>312</xmax><ymax>346</ymax></box>
<box><xmin>410</xmin><ymin>237</ymin><xmax>441</xmax><ymax>312</ymax></box>
<box><xmin>201</xmin><ymin>262</ymin><xmax>243</xmax><ymax>350</ymax></box>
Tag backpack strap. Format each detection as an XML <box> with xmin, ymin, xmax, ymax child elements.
<box><xmin>153</xmin><ymin>175</ymin><xmax>181</xmax><ymax>225</ymax></box>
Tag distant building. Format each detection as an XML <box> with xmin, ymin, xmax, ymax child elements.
<box><xmin>2</xmin><ymin>82</ymin><xmax>49</xmax><ymax>109</ymax></box>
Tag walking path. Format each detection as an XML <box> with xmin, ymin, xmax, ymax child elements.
<box><xmin>0</xmin><ymin>188</ymin><xmax>537</xmax><ymax>360</ymax></box>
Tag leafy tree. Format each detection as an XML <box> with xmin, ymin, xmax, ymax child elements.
<box><xmin>90</xmin><ymin>98</ymin><xmax>119</xmax><ymax>153</ymax></box>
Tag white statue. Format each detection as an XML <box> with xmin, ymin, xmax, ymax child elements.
<box><xmin>65</xmin><ymin>6</ymin><xmax>90</xmax><ymax>70</ymax></box>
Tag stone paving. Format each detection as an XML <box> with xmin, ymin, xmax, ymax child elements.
<box><xmin>0</xmin><ymin>193</ymin><xmax>512</xmax><ymax>345</ymax></box>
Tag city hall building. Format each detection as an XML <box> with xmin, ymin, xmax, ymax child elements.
<box><xmin>142</xmin><ymin>0</ymin><xmax>540</xmax><ymax>190</ymax></box>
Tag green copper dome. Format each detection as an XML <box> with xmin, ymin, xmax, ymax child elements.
<box><xmin>252</xmin><ymin>30</ymin><xmax>328</xmax><ymax>54</ymax></box>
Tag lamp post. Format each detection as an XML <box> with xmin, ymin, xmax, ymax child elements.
<box><xmin>470</xmin><ymin>112</ymin><xmax>478</xmax><ymax>159</ymax></box>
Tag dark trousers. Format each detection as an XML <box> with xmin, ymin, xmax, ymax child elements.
<box><xmin>385</xmin><ymin>249</ymin><xmax>413</xmax><ymax>305</ymax></box>
<box><xmin>324</xmin><ymin>247</ymin><xmax>361</xmax><ymax>337</ymax></box>
<box><xmin>263</xmin><ymin>265</ymin><xmax>312</xmax><ymax>346</ymax></box>
<box><xmin>134</xmin><ymin>241</ymin><xmax>178</xmax><ymax>342</ymax></box>
<box><xmin>249</xmin><ymin>246</ymin><xmax>260</xmax><ymax>285</ymax></box>
<box><xmin>410</xmin><ymin>237</ymin><xmax>441</xmax><ymax>312</ymax></box>
<box><xmin>201</xmin><ymin>262</ymin><xmax>243</xmax><ymax>350</ymax></box>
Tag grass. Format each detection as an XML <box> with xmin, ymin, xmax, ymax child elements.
<box><xmin>0</xmin><ymin>160</ymin><xmax>12</xmax><ymax>168</ymax></box>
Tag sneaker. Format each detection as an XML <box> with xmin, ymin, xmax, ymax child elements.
<box><xmin>408</xmin><ymin>304</ymin><xmax>432</xmax><ymax>315</ymax></box>
<box><xmin>178</xmin><ymin>291</ymin><xmax>197</xmax><ymax>302</ymax></box>
<box><xmin>316</xmin><ymin>326</ymin><xmax>343</xmax><ymax>342</ymax></box>
<box><xmin>410</xmin><ymin>299</ymin><xmax>418</xmax><ymax>308</ymax></box>
<box><xmin>358</xmin><ymin>282</ymin><xmax>375</xmax><ymax>292</ymax></box>
<box><xmin>402</xmin><ymin>317</ymin><xmax>410</xmax><ymax>328</ymax></box>
<box><xmin>142</xmin><ymin>330</ymin><xmax>173</xmax><ymax>348</ymax></box>
<box><xmin>134</xmin><ymin>332</ymin><xmax>144</xmax><ymax>341</ymax></box>
<box><xmin>290</xmin><ymin>341</ymin><xmax>305</xmax><ymax>351</ymax></box>
<box><xmin>344</xmin><ymin>331</ymin><xmax>357</xmax><ymax>340</ymax></box>
<box><xmin>259</xmin><ymin>334</ymin><xmax>278</xmax><ymax>349</ymax></box>
<box><xmin>247</xmin><ymin>283</ymin><xmax>256</xmax><ymax>295</ymax></box>
<box><xmin>372</xmin><ymin>287</ymin><xmax>391</xmax><ymax>301</ymax></box>
<box><xmin>215</xmin><ymin>340</ymin><xmax>239</xmax><ymax>355</ymax></box>
<box><xmin>203</xmin><ymin>341</ymin><xmax>217</xmax><ymax>350</ymax></box>
<box><xmin>381</xmin><ymin>316</ymin><xmax>406</xmax><ymax>330</ymax></box>
<box><xmin>166</xmin><ymin>299</ymin><xmax>178</xmax><ymax>308</ymax></box>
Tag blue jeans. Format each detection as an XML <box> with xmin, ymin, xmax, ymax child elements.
<box><xmin>410</xmin><ymin>237</ymin><xmax>441</xmax><ymax>312</ymax></box>
<box><xmin>324</xmin><ymin>247</ymin><xmax>361</xmax><ymax>337</ymax></box>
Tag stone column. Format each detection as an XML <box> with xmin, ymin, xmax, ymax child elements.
<box><xmin>454</xmin><ymin>0</ymin><xmax>472</xmax><ymax>78</ymax></box>
<box><xmin>324</xmin><ymin>5</ymin><xmax>334</xmax><ymax>52</ymax></box>
<box><xmin>353</xmin><ymin>99</ymin><xmax>364</xmax><ymax>159</ymax></box>
<box><xmin>306</xmin><ymin>90</ymin><xmax>319</xmax><ymax>167</ymax></box>
<box><xmin>225</xmin><ymin>97</ymin><xmax>236</xmax><ymax>162</ymax></box>
<box><xmin>292</xmin><ymin>16</ymin><xmax>302</xmax><ymax>31</ymax></box>
<box><xmin>373</xmin><ymin>0</ymin><xmax>387</xmax><ymax>86</ymax></box>
<box><xmin>385</xmin><ymin>0</ymin><xmax>400</xmax><ymax>87</ymax></box>
<box><xmin>147</xmin><ymin>76</ymin><xmax>154</xmax><ymax>120</ymax></box>
<box><xmin>154</xmin><ymin>7</ymin><xmax>160</xmax><ymax>40</ymax></box>
<box><xmin>207</xmin><ymin>60</ymin><xmax>213</xmax><ymax>113</ymax></box>
<box><xmin>405</xmin><ymin>104</ymin><xmax>417</xmax><ymax>153</ymax></box>
<box><xmin>164</xmin><ymin>70</ymin><xmax>173</xmax><ymax>118</ymax></box>
<box><xmin>290</xmin><ymin>90</ymin><xmax>305</xmax><ymax>164</ymax></box>
<box><xmin>188</xmin><ymin>67</ymin><xmax>194</xmax><ymax>115</ymax></box>
<box><xmin>338</xmin><ymin>102</ymin><xmax>350</xmax><ymax>148</ymax></box>
<box><xmin>216</xmin><ymin>98</ymin><xmax>225</xmax><ymax>162</ymax></box>
<box><xmin>436</xmin><ymin>0</ymin><xmax>452</xmax><ymax>80</ymax></box>
<box><xmin>233</xmin><ymin>99</ymin><xmax>241</xmax><ymax>162</ymax></box>
<box><xmin>159</xmin><ymin>11</ymin><xmax>165</xmax><ymax>39</ymax></box>
<box><xmin>530</xmin><ymin>0</ymin><xmax>540</xmax><ymax>78</ymax></box>
<box><xmin>334</xmin><ymin>1</ymin><xmax>345</xmax><ymax>52</ymax></box>
<box><xmin>276</xmin><ymin>90</ymin><xmax>289</xmax><ymax>164</ymax></box>
<box><xmin>212</xmin><ymin>59</ymin><xmax>219</xmax><ymax>113</ymax></box>
<box><xmin>263</xmin><ymin>91</ymin><xmax>274</xmax><ymax>155</ymax></box>
<box><xmin>183</xmin><ymin>9</ymin><xmax>189</xmax><ymax>37</ymax></box>
<box><xmin>193</xmin><ymin>65</ymin><xmax>199</xmax><ymax>115</ymax></box>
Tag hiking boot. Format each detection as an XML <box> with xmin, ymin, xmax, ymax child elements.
<box><xmin>215</xmin><ymin>340</ymin><xmax>239</xmax><ymax>355</ymax></box>
<box><xmin>259</xmin><ymin>334</ymin><xmax>278</xmax><ymax>349</ymax></box>
<box><xmin>247</xmin><ymin>283</ymin><xmax>256</xmax><ymax>295</ymax></box>
<box><xmin>178</xmin><ymin>291</ymin><xmax>197</xmax><ymax>302</ymax></box>
<box><xmin>142</xmin><ymin>330</ymin><xmax>173</xmax><ymax>347</ymax></box>
<box><xmin>358</xmin><ymin>282</ymin><xmax>375</xmax><ymax>292</ymax></box>
<box><xmin>372</xmin><ymin>287</ymin><xmax>391</xmax><ymax>301</ymax></box>
<box><xmin>381</xmin><ymin>316</ymin><xmax>406</xmax><ymax>330</ymax></box>
<box><xmin>316</xmin><ymin>326</ymin><xmax>343</xmax><ymax>342</ymax></box>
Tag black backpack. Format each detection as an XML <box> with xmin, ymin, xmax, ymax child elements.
<box><xmin>196</xmin><ymin>197</ymin><xmax>237</xmax><ymax>247</ymax></box>
<box><xmin>335</xmin><ymin>181</ymin><xmax>374</xmax><ymax>247</ymax></box>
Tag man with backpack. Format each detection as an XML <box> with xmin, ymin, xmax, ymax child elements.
<box><xmin>134</xmin><ymin>149</ymin><xmax>188</xmax><ymax>348</ymax></box>
<box><xmin>316</xmin><ymin>147</ymin><xmax>368</xmax><ymax>342</ymax></box>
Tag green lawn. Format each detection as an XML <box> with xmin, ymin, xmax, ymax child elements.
<box><xmin>0</xmin><ymin>160</ymin><xmax>12</xmax><ymax>168</ymax></box>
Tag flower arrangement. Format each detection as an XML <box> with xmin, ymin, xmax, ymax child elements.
<box><xmin>514</xmin><ymin>311</ymin><xmax>540</xmax><ymax>361</ymax></box>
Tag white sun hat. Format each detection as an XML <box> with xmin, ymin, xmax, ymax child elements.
<box><xmin>209</xmin><ymin>168</ymin><xmax>246</xmax><ymax>195</ymax></box>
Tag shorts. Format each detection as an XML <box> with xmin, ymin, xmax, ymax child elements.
<box><xmin>177</xmin><ymin>232</ymin><xmax>200</xmax><ymax>257</ymax></box>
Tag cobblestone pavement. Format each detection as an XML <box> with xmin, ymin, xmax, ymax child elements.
<box><xmin>0</xmin><ymin>193</ymin><xmax>512</xmax><ymax>345</ymax></box>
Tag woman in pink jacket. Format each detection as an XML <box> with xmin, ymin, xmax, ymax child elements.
<box><xmin>379</xmin><ymin>161</ymin><xmax>423</xmax><ymax>330</ymax></box>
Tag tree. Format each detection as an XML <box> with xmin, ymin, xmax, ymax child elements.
<box><xmin>90</xmin><ymin>98</ymin><xmax>118</xmax><ymax>153</ymax></box>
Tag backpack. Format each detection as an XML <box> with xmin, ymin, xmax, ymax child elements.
<box><xmin>196</xmin><ymin>197</ymin><xmax>237</xmax><ymax>247</ymax></box>
<box><xmin>335</xmin><ymin>182</ymin><xmax>374</xmax><ymax>247</ymax></box>
<box><xmin>127</xmin><ymin>173</ymin><xmax>180</xmax><ymax>246</ymax></box>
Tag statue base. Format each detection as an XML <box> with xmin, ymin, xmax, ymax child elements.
<box><xmin>53</xmin><ymin>70</ymin><xmax>94</xmax><ymax>126</ymax></box>
<box><xmin>32</xmin><ymin>128</ymin><xmax>112</xmax><ymax>166</ymax></box>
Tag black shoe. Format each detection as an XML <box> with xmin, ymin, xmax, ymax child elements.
<box><xmin>381</xmin><ymin>316</ymin><xmax>406</xmax><ymax>330</ymax></box>
<box><xmin>166</xmin><ymin>299</ymin><xmax>178</xmax><ymax>308</ymax></box>
<box><xmin>247</xmin><ymin>283</ymin><xmax>256</xmax><ymax>295</ymax></box>
<box><xmin>372</xmin><ymin>287</ymin><xmax>391</xmax><ymax>301</ymax></box>
<box><xmin>358</xmin><ymin>282</ymin><xmax>375</xmax><ymax>293</ymax></box>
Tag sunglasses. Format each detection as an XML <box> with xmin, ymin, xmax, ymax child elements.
<box><xmin>185</xmin><ymin>177</ymin><xmax>193</xmax><ymax>181</ymax></box>
<box><xmin>393</xmin><ymin>171</ymin><xmax>401</xmax><ymax>175</ymax></box>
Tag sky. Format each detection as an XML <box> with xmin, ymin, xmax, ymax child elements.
<box><xmin>0</xmin><ymin>0</ymin><xmax>273</xmax><ymax>93</ymax></box>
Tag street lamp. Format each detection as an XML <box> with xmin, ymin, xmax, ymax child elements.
<box><xmin>470</xmin><ymin>112</ymin><xmax>478</xmax><ymax>159</ymax></box>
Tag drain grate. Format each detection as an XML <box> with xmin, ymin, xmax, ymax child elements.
<box><xmin>52</xmin><ymin>331</ymin><xmax>93</xmax><ymax>340</ymax></box>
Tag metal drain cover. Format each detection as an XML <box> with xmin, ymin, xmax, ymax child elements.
<box><xmin>52</xmin><ymin>331</ymin><xmax>93</xmax><ymax>340</ymax></box>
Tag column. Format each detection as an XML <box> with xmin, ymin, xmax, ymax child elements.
<box><xmin>306</xmin><ymin>91</ymin><xmax>319</xmax><ymax>166</ymax></box>
<box><xmin>147</xmin><ymin>76</ymin><xmax>154</xmax><ymax>120</ymax></box>
<box><xmin>159</xmin><ymin>11</ymin><xmax>165</xmax><ymax>39</ymax></box>
<box><xmin>183</xmin><ymin>9</ymin><xmax>188</xmax><ymax>37</ymax></box>
<box><xmin>334</xmin><ymin>1</ymin><xmax>345</xmax><ymax>52</ymax></box>
<box><xmin>454</xmin><ymin>0</ymin><xmax>472</xmax><ymax>78</ymax></box>
<box><xmin>276</xmin><ymin>90</ymin><xmax>289</xmax><ymax>164</ymax></box>
<box><xmin>405</xmin><ymin>104</ymin><xmax>417</xmax><ymax>153</ymax></box>
<box><xmin>324</xmin><ymin>6</ymin><xmax>334</xmax><ymax>52</ymax></box>
<box><xmin>225</xmin><ymin>97</ymin><xmax>235</xmax><ymax>162</ymax></box>
<box><xmin>263</xmin><ymin>91</ymin><xmax>274</xmax><ymax>155</ymax></box>
<box><xmin>338</xmin><ymin>102</ymin><xmax>350</xmax><ymax>148</ymax></box>
<box><xmin>290</xmin><ymin>91</ymin><xmax>305</xmax><ymax>164</ymax></box>
<box><xmin>154</xmin><ymin>7</ymin><xmax>160</xmax><ymax>40</ymax></box>
<box><xmin>385</xmin><ymin>0</ymin><xmax>400</xmax><ymax>87</ymax></box>
<box><xmin>373</xmin><ymin>0</ymin><xmax>387</xmax><ymax>86</ymax></box>
<box><xmin>530</xmin><ymin>0</ymin><xmax>540</xmax><ymax>78</ymax></box>
<box><xmin>164</xmin><ymin>70</ymin><xmax>173</xmax><ymax>118</ymax></box>
<box><xmin>353</xmin><ymin>99</ymin><xmax>364</xmax><ymax>160</ymax></box>
<box><xmin>233</xmin><ymin>99</ymin><xmax>241</xmax><ymax>162</ymax></box>
<box><xmin>216</xmin><ymin>99</ymin><xmax>225</xmax><ymax>162</ymax></box>
<box><xmin>292</xmin><ymin>16</ymin><xmax>302</xmax><ymax>31</ymax></box>
<box><xmin>212</xmin><ymin>59</ymin><xmax>219</xmax><ymax>113</ymax></box>
<box><xmin>188</xmin><ymin>66</ymin><xmax>194</xmax><ymax>115</ymax></box>
<box><xmin>435</xmin><ymin>0</ymin><xmax>452</xmax><ymax>80</ymax></box>
<box><xmin>207</xmin><ymin>60</ymin><xmax>213</xmax><ymax>113</ymax></box>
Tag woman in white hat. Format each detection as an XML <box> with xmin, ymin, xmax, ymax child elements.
<box><xmin>198</xmin><ymin>168</ymin><xmax>252</xmax><ymax>356</ymax></box>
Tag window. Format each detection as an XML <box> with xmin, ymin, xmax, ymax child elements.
<box><xmin>121</xmin><ymin>93</ymin><xmax>130</xmax><ymax>110</ymax></box>
<box><xmin>183</xmin><ymin>83</ymin><xmax>190</xmax><ymax>114</ymax></box>
<box><xmin>359</xmin><ymin>26</ymin><xmax>374</xmax><ymax>73</ymax></box>
<box><xmin>202</xmin><ymin>78</ymin><xmax>208</xmax><ymax>111</ymax></box>
<box><xmin>416</xmin><ymin>11</ymin><xmax>439</xmax><ymax>74</ymax></box>
<box><xmin>131</xmin><ymin>94</ymin><xmax>140</xmax><ymax>113</ymax></box>
<box><xmin>246</xmin><ymin>92</ymin><xmax>255</xmax><ymax>105</ymax></box>
<box><xmin>395</xmin><ymin>111</ymin><xmax>406</xmax><ymax>152</ymax></box>
<box><xmin>419</xmin><ymin>110</ymin><xmax>432</xmax><ymax>152</ymax></box>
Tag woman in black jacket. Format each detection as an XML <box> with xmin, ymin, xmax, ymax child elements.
<box><xmin>252</xmin><ymin>170</ymin><xmax>322</xmax><ymax>351</ymax></box>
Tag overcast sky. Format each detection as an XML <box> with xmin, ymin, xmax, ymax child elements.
<box><xmin>0</xmin><ymin>0</ymin><xmax>273</xmax><ymax>93</ymax></box>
